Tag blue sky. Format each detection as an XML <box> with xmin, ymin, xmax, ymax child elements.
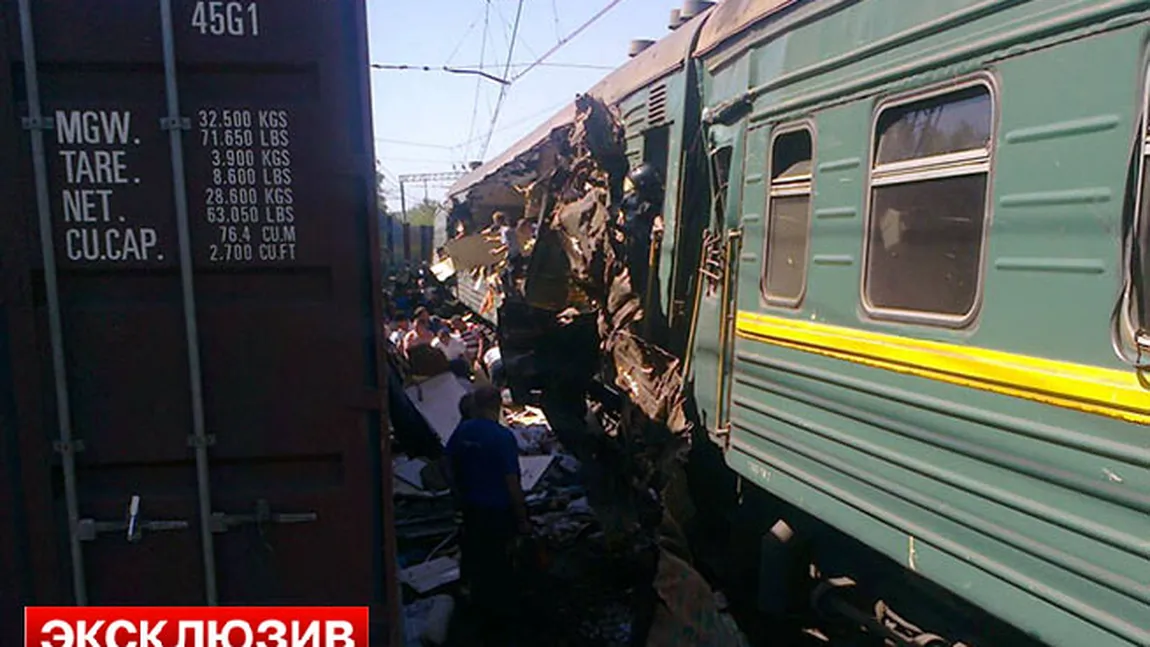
<box><xmin>366</xmin><ymin>0</ymin><xmax>677</xmax><ymax>211</ymax></box>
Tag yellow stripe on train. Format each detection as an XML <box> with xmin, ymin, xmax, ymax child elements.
<box><xmin>735</xmin><ymin>311</ymin><xmax>1150</xmax><ymax>426</ymax></box>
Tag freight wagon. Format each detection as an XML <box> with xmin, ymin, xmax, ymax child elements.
<box><xmin>380</xmin><ymin>214</ymin><xmax>434</xmax><ymax>271</ymax></box>
<box><xmin>447</xmin><ymin>1</ymin><xmax>1150</xmax><ymax>645</ymax></box>
<box><xmin>0</xmin><ymin>1</ymin><xmax>396</xmax><ymax>644</ymax></box>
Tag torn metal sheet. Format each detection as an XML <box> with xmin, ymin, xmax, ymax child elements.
<box><xmin>404</xmin><ymin>372</ymin><xmax>471</xmax><ymax>446</ymax></box>
<box><xmin>455</xmin><ymin>93</ymin><xmax>733</xmax><ymax>645</ymax></box>
<box><xmin>519</xmin><ymin>455</ymin><xmax>557</xmax><ymax>492</ymax></box>
<box><xmin>513</xmin><ymin>94</ymin><xmax>693</xmax><ymax>439</ymax></box>
<box><xmin>445</xmin><ymin>233</ymin><xmax>501</xmax><ymax>272</ymax></box>
<box><xmin>429</xmin><ymin>257</ymin><xmax>455</xmax><ymax>282</ymax></box>
<box><xmin>394</xmin><ymin>456</ymin><xmax>429</xmax><ymax>490</ymax></box>
<box><xmin>399</xmin><ymin>556</ymin><xmax>461</xmax><ymax>595</ymax></box>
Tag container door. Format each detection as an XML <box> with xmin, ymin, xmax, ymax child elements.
<box><xmin>4</xmin><ymin>0</ymin><xmax>393</xmax><ymax>639</ymax></box>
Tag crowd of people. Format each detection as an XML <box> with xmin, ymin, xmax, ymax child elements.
<box><xmin>384</xmin><ymin>268</ymin><xmax>525</xmax><ymax>645</ymax></box>
<box><xmin>382</xmin><ymin>267</ymin><xmax>505</xmax><ymax>388</ymax></box>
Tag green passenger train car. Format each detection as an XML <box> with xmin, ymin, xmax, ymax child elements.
<box><xmin>447</xmin><ymin>1</ymin><xmax>1150</xmax><ymax>645</ymax></box>
<box><xmin>694</xmin><ymin>1</ymin><xmax>1150</xmax><ymax>645</ymax></box>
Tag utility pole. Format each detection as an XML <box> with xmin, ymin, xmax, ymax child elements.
<box><xmin>394</xmin><ymin>171</ymin><xmax>465</xmax><ymax>265</ymax></box>
<box><xmin>399</xmin><ymin>182</ymin><xmax>407</xmax><ymax>223</ymax></box>
<box><xmin>396</xmin><ymin>171</ymin><xmax>467</xmax><ymax>221</ymax></box>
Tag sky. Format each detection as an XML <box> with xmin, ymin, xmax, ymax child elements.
<box><xmin>366</xmin><ymin>0</ymin><xmax>679</xmax><ymax>213</ymax></box>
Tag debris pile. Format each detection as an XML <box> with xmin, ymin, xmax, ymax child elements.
<box><xmin>389</xmin><ymin>375</ymin><xmax>747</xmax><ymax>646</ymax></box>
<box><xmin>395</xmin><ymin>94</ymin><xmax>749</xmax><ymax>646</ymax></box>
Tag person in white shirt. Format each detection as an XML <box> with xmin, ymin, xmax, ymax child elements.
<box><xmin>433</xmin><ymin>329</ymin><xmax>470</xmax><ymax>377</ymax></box>
<box><xmin>432</xmin><ymin>329</ymin><xmax>467</xmax><ymax>361</ymax></box>
<box><xmin>492</xmin><ymin>212</ymin><xmax>520</xmax><ymax>260</ymax></box>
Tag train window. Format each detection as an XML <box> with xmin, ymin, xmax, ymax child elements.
<box><xmin>864</xmin><ymin>83</ymin><xmax>993</xmax><ymax>321</ymax></box>
<box><xmin>762</xmin><ymin>127</ymin><xmax>814</xmax><ymax>306</ymax></box>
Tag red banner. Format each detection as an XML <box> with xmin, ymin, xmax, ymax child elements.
<box><xmin>24</xmin><ymin>607</ymin><xmax>369</xmax><ymax>647</ymax></box>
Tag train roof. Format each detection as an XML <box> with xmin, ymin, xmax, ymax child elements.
<box><xmin>695</xmin><ymin>0</ymin><xmax>803</xmax><ymax>57</ymax></box>
<box><xmin>447</xmin><ymin>5</ymin><xmax>713</xmax><ymax>201</ymax></box>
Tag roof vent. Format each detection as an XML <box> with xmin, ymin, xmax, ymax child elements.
<box><xmin>681</xmin><ymin>0</ymin><xmax>714</xmax><ymax>19</ymax></box>
<box><xmin>629</xmin><ymin>39</ymin><xmax>655</xmax><ymax>58</ymax></box>
<box><xmin>668</xmin><ymin>8</ymin><xmax>683</xmax><ymax>30</ymax></box>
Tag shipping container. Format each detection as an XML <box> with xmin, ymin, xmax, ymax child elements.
<box><xmin>0</xmin><ymin>0</ymin><xmax>396</xmax><ymax>643</ymax></box>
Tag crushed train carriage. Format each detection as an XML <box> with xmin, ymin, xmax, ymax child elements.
<box><xmin>443</xmin><ymin>1</ymin><xmax>1150</xmax><ymax>646</ymax></box>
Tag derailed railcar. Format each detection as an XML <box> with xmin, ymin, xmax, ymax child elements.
<box><xmin>445</xmin><ymin>7</ymin><xmax>713</xmax><ymax>341</ymax></box>
<box><xmin>447</xmin><ymin>0</ymin><xmax>1150</xmax><ymax>645</ymax></box>
<box><xmin>693</xmin><ymin>0</ymin><xmax>1150</xmax><ymax>645</ymax></box>
<box><xmin>0</xmin><ymin>1</ymin><xmax>396</xmax><ymax>643</ymax></box>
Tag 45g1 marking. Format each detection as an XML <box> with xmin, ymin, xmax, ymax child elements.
<box><xmin>191</xmin><ymin>1</ymin><xmax>260</xmax><ymax>37</ymax></box>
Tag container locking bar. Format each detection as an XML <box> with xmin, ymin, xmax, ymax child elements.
<box><xmin>78</xmin><ymin>495</ymin><xmax>190</xmax><ymax>542</ymax></box>
<box><xmin>210</xmin><ymin>499</ymin><xmax>318</xmax><ymax>534</ymax></box>
<box><xmin>710</xmin><ymin>423</ymin><xmax>732</xmax><ymax>451</ymax></box>
<box><xmin>18</xmin><ymin>0</ymin><xmax>88</xmax><ymax>604</ymax></box>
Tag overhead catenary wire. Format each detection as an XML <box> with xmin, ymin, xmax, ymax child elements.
<box><xmin>493</xmin><ymin>0</ymin><xmax>539</xmax><ymax>61</ymax></box>
<box><xmin>451</xmin><ymin>96</ymin><xmax>574</xmax><ymax>148</ymax></box>
<box><xmin>479</xmin><ymin>0</ymin><xmax>526</xmax><ymax>161</ymax></box>
<box><xmin>464</xmin><ymin>0</ymin><xmax>493</xmax><ymax>161</ymax></box>
<box><xmin>377</xmin><ymin>155</ymin><xmax>470</xmax><ymax>164</ymax></box>
<box><xmin>551</xmin><ymin>0</ymin><xmax>562</xmax><ymax>43</ymax></box>
<box><xmin>375</xmin><ymin>0</ymin><xmax>631</xmax><ymax>199</ymax></box>
<box><xmin>370</xmin><ymin>63</ymin><xmax>508</xmax><ymax>86</ymax></box>
<box><xmin>510</xmin><ymin>0</ymin><xmax>628</xmax><ymax>83</ymax></box>
<box><xmin>372</xmin><ymin>61</ymin><xmax>614</xmax><ymax>72</ymax></box>
<box><xmin>444</xmin><ymin>4</ymin><xmax>489</xmax><ymax>66</ymax></box>
<box><xmin>375</xmin><ymin>137</ymin><xmax>456</xmax><ymax>150</ymax></box>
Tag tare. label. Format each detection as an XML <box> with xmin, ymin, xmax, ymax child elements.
<box><xmin>195</xmin><ymin>107</ymin><xmax>298</xmax><ymax>265</ymax></box>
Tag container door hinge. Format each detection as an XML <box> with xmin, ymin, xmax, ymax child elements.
<box><xmin>78</xmin><ymin>495</ymin><xmax>190</xmax><ymax>542</ymax></box>
<box><xmin>187</xmin><ymin>434</ymin><xmax>217</xmax><ymax>448</ymax></box>
<box><xmin>22</xmin><ymin>115</ymin><xmax>54</xmax><ymax>130</ymax></box>
<box><xmin>53</xmin><ymin>439</ymin><xmax>85</xmax><ymax>455</ymax></box>
<box><xmin>711</xmin><ymin>423</ymin><xmax>732</xmax><ymax>451</ymax></box>
<box><xmin>160</xmin><ymin>116</ymin><xmax>191</xmax><ymax>131</ymax></box>
<box><xmin>210</xmin><ymin>499</ymin><xmax>319</xmax><ymax>534</ymax></box>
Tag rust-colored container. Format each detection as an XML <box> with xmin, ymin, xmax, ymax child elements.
<box><xmin>0</xmin><ymin>0</ymin><xmax>396</xmax><ymax>643</ymax></box>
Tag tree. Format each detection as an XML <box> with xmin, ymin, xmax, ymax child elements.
<box><xmin>405</xmin><ymin>198</ymin><xmax>439</xmax><ymax>227</ymax></box>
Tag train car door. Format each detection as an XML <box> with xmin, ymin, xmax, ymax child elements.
<box><xmin>686</xmin><ymin>121</ymin><xmax>745</xmax><ymax>443</ymax></box>
<box><xmin>714</xmin><ymin>123</ymin><xmax>747</xmax><ymax>446</ymax></box>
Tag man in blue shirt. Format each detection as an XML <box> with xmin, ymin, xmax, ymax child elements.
<box><xmin>444</xmin><ymin>385</ymin><xmax>529</xmax><ymax>644</ymax></box>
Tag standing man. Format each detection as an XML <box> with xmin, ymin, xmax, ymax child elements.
<box><xmin>491</xmin><ymin>211</ymin><xmax>524</xmax><ymax>294</ymax></box>
<box><xmin>444</xmin><ymin>386</ymin><xmax>530</xmax><ymax>645</ymax></box>
<box><xmin>491</xmin><ymin>211</ymin><xmax>521</xmax><ymax>261</ymax></box>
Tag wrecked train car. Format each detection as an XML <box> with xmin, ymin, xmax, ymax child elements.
<box><xmin>446</xmin><ymin>1</ymin><xmax>1150</xmax><ymax>646</ymax></box>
